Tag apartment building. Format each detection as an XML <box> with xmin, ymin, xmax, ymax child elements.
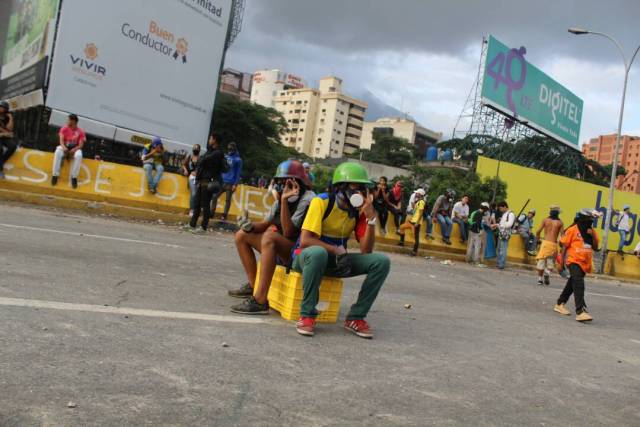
<box><xmin>219</xmin><ymin>68</ymin><xmax>253</xmax><ymax>101</ymax></box>
<box><xmin>250</xmin><ymin>69</ymin><xmax>306</xmax><ymax>108</ymax></box>
<box><xmin>274</xmin><ymin>76</ymin><xmax>367</xmax><ymax>159</ymax></box>
<box><xmin>582</xmin><ymin>134</ymin><xmax>640</xmax><ymax>193</ymax></box>
<box><xmin>361</xmin><ymin>117</ymin><xmax>443</xmax><ymax>157</ymax></box>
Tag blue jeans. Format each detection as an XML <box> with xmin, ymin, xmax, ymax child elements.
<box><xmin>188</xmin><ymin>174</ymin><xmax>197</xmax><ymax>211</ymax></box>
<box><xmin>143</xmin><ymin>163</ymin><xmax>164</xmax><ymax>191</ymax></box>
<box><xmin>436</xmin><ymin>214</ymin><xmax>452</xmax><ymax>239</ymax></box>
<box><xmin>453</xmin><ymin>217</ymin><xmax>468</xmax><ymax>241</ymax></box>
<box><xmin>497</xmin><ymin>237</ymin><xmax>510</xmax><ymax>269</ymax></box>
<box><xmin>618</xmin><ymin>230</ymin><xmax>628</xmax><ymax>251</ymax></box>
<box><xmin>424</xmin><ymin>214</ymin><xmax>433</xmax><ymax>236</ymax></box>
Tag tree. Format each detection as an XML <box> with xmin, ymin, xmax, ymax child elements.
<box><xmin>211</xmin><ymin>94</ymin><xmax>308</xmax><ymax>180</ymax></box>
<box><xmin>351</xmin><ymin>132</ymin><xmax>414</xmax><ymax>167</ymax></box>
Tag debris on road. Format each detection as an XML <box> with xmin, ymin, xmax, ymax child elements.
<box><xmin>404</xmin><ymin>304</ymin><xmax>412</xmax><ymax>309</ymax></box>
<box><xmin>440</xmin><ymin>260</ymin><xmax>454</xmax><ymax>266</ymax></box>
<box><xmin>429</xmin><ymin>275</ymin><xmax>436</xmax><ymax>279</ymax></box>
<box><xmin>222</xmin><ymin>342</ymin><xmax>229</xmax><ymax>348</ymax></box>
<box><xmin>67</xmin><ymin>401</ymin><xmax>77</xmax><ymax>408</ymax></box>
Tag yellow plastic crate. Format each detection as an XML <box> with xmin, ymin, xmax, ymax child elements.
<box><xmin>262</xmin><ymin>265</ymin><xmax>343</xmax><ymax>323</ymax></box>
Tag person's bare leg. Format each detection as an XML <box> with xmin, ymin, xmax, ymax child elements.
<box><xmin>254</xmin><ymin>231</ymin><xmax>294</xmax><ymax>304</ymax></box>
<box><xmin>234</xmin><ymin>230</ymin><xmax>264</xmax><ymax>288</ymax></box>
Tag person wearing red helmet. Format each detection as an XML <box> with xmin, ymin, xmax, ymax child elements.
<box><xmin>230</xmin><ymin>159</ymin><xmax>315</xmax><ymax>315</ymax></box>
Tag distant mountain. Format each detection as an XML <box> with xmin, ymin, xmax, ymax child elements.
<box><xmin>354</xmin><ymin>89</ymin><xmax>415</xmax><ymax>122</ymax></box>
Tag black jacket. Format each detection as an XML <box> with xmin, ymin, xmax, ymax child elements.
<box><xmin>195</xmin><ymin>147</ymin><xmax>226</xmax><ymax>182</ymax></box>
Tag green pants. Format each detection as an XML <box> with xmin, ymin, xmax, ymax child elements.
<box><xmin>292</xmin><ymin>246</ymin><xmax>390</xmax><ymax>320</ymax></box>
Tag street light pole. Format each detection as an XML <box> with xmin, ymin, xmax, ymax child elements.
<box><xmin>568</xmin><ymin>28</ymin><xmax>640</xmax><ymax>273</ymax></box>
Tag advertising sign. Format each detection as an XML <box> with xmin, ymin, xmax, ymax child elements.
<box><xmin>46</xmin><ymin>0</ymin><xmax>231</xmax><ymax>145</ymax></box>
<box><xmin>481</xmin><ymin>35</ymin><xmax>583</xmax><ymax>149</ymax></box>
<box><xmin>0</xmin><ymin>0</ymin><xmax>60</xmax><ymax>99</ymax></box>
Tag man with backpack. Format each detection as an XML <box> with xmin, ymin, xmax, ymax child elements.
<box><xmin>293</xmin><ymin>163</ymin><xmax>390</xmax><ymax>339</ymax></box>
<box><xmin>466</xmin><ymin>202</ymin><xmax>490</xmax><ymax>264</ymax></box>
<box><xmin>495</xmin><ymin>201</ymin><xmax>515</xmax><ymax>269</ymax></box>
<box><xmin>229</xmin><ymin>160</ymin><xmax>315</xmax><ymax>315</ymax></box>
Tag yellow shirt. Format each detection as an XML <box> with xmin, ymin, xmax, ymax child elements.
<box><xmin>301</xmin><ymin>194</ymin><xmax>356</xmax><ymax>246</ymax></box>
<box><xmin>411</xmin><ymin>199</ymin><xmax>426</xmax><ymax>226</ymax></box>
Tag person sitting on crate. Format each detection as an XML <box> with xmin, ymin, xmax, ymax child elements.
<box><xmin>229</xmin><ymin>160</ymin><xmax>315</xmax><ymax>315</ymax></box>
<box><xmin>293</xmin><ymin>162</ymin><xmax>390</xmax><ymax>339</ymax></box>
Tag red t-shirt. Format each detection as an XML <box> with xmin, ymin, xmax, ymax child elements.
<box><xmin>59</xmin><ymin>126</ymin><xmax>86</xmax><ymax>148</ymax></box>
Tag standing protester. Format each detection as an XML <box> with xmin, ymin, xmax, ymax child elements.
<box><xmin>452</xmin><ymin>195</ymin><xmax>470</xmax><ymax>243</ymax></box>
<box><xmin>432</xmin><ymin>189</ymin><xmax>455</xmax><ymax>245</ymax></box>
<box><xmin>517</xmin><ymin>209</ymin><xmax>537</xmax><ymax>255</ymax></box>
<box><xmin>293</xmin><ymin>163</ymin><xmax>390</xmax><ymax>339</ymax></box>
<box><xmin>303</xmin><ymin>162</ymin><xmax>316</xmax><ymax>184</ymax></box>
<box><xmin>495</xmin><ymin>201</ymin><xmax>515</xmax><ymax>270</ymax></box>
<box><xmin>554</xmin><ymin>209</ymin><xmax>599</xmax><ymax>322</ymax></box>
<box><xmin>534</xmin><ymin>205</ymin><xmax>563</xmax><ymax>285</ymax></box>
<box><xmin>483</xmin><ymin>203</ymin><xmax>498</xmax><ymax>260</ymax></box>
<box><xmin>387</xmin><ymin>180</ymin><xmax>404</xmax><ymax>234</ymax></box>
<box><xmin>230</xmin><ymin>160</ymin><xmax>315</xmax><ymax>314</ymax></box>
<box><xmin>51</xmin><ymin>114</ymin><xmax>85</xmax><ymax>189</ymax></box>
<box><xmin>615</xmin><ymin>205</ymin><xmax>631</xmax><ymax>254</ymax></box>
<box><xmin>212</xmin><ymin>142</ymin><xmax>243</xmax><ymax>221</ymax></box>
<box><xmin>466</xmin><ymin>202</ymin><xmax>490</xmax><ymax>264</ymax></box>
<box><xmin>398</xmin><ymin>188</ymin><xmax>426</xmax><ymax>256</ymax></box>
<box><xmin>373</xmin><ymin>176</ymin><xmax>390</xmax><ymax>235</ymax></box>
<box><xmin>188</xmin><ymin>134</ymin><xmax>226</xmax><ymax>233</ymax></box>
<box><xmin>182</xmin><ymin>144</ymin><xmax>201</xmax><ymax>216</ymax></box>
<box><xmin>0</xmin><ymin>100</ymin><xmax>17</xmax><ymax>179</ymax></box>
<box><xmin>141</xmin><ymin>137</ymin><xmax>165</xmax><ymax>194</ymax></box>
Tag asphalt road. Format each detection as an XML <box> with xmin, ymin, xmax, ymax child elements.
<box><xmin>1</xmin><ymin>202</ymin><xmax>639</xmax><ymax>426</ymax></box>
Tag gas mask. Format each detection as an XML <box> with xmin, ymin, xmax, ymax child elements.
<box><xmin>337</xmin><ymin>186</ymin><xmax>366</xmax><ymax>218</ymax></box>
<box><xmin>193</xmin><ymin>149</ymin><xmax>200</xmax><ymax>155</ymax></box>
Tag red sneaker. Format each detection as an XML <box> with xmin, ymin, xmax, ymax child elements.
<box><xmin>296</xmin><ymin>317</ymin><xmax>316</xmax><ymax>336</ymax></box>
<box><xmin>344</xmin><ymin>319</ymin><xmax>373</xmax><ymax>339</ymax></box>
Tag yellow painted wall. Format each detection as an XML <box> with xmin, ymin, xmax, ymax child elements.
<box><xmin>1</xmin><ymin>148</ymin><xmax>275</xmax><ymax>220</ymax></box>
<box><xmin>477</xmin><ymin>156</ymin><xmax>640</xmax><ymax>253</ymax></box>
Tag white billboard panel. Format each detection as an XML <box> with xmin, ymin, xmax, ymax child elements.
<box><xmin>46</xmin><ymin>0</ymin><xmax>231</xmax><ymax>145</ymax></box>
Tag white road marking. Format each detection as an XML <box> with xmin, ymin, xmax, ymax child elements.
<box><xmin>0</xmin><ymin>297</ymin><xmax>268</xmax><ymax>325</ymax></box>
<box><xmin>630</xmin><ymin>339</ymin><xmax>640</xmax><ymax>345</ymax></box>
<box><xmin>588</xmin><ymin>292</ymin><xmax>640</xmax><ymax>301</ymax></box>
<box><xmin>0</xmin><ymin>223</ymin><xmax>184</xmax><ymax>248</ymax></box>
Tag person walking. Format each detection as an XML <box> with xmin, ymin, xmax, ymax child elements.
<box><xmin>495</xmin><ymin>201</ymin><xmax>515</xmax><ymax>269</ymax></box>
<box><xmin>534</xmin><ymin>205</ymin><xmax>563</xmax><ymax>285</ymax></box>
<box><xmin>212</xmin><ymin>142</ymin><xmax>243</xmax><ymax>221</ymax></box>
<box><xmin>373</xmin><ymin>176</ymin><xmax>390</xmax><ymax>235</ymax></box>
<box><xmin>141</xmin><ymin>137</ymin><xmax>165</xmax><ymax>194</ymax></box>
<box><xmin>432</xmin><ymin>189</ymin><xmax>455</xmax><ymax>245</ymax></box>
<box><xmin>452</xmin><ymin>194</ymin><xmax>470</xmax><ymax>243</ymax></box>
<box><xmin>51</xmin><ymin>113</ymin><xmax>85</xmax><ymax>189</ymax></box>
<box><xmin>554</xmin><ymin>209</ymin><xmax>599</xmax><ymax>322</ymax></box>
<box><xmin>466</xmin><ymin>202</ymin><xmax>490</xmax><ymax>264</ymax></box>
<box><xmin>398</xmin><ymin>188</ymin><xmax>426</xmax><ymax>256</ymax></box>
<box><xmin>0</xmin><ymin>100</ymin><xmax>17</xmax><ymax>179</ymax></box>
<box><xmin>615</xmin><ymin>205</ymin><xmax>631</xmax><ymax>254</ymax></box>
<box><xmin>292</xmin><ymin>162</ymin><xmax>390</xmax><ymax>339</ymax></box>
<box><xmin>182</xmin><ymin>144</ymin><xmax>201</xmax><ymax>216</ymax></box>
<box><xmin>187</xmin><ymin>134</ymin><xmax>227</xmax><ymax>233</ymax></box>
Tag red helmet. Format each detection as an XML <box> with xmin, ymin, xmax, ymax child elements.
<box><xmin>274</xmin><ymin>159</ymin><xmax>311</xmax><ymax>187</ymax></box>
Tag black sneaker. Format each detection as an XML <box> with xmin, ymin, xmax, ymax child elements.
<box><xmin>71</xmin><ymin>178</ymin><xmax>78</xmax><ymax>189</ymax></box>
<box><xmin>51</xmin><ymin>176</ymin><xmax>58</xmax><ymax>186</ymax></box>
<box><xmin>230</xmin><ymin>296</ymin><xmax>269</xmax><ymax>315</ymax></box>
<box><xmin>228</xmin><ymin>283</ymin><xmax>253</xmax><ymax>298</ymax></box>
<box><xmin>544</xmin><ymin>274</ymin><xmax>550</xmax><ymax>286</ymax></box>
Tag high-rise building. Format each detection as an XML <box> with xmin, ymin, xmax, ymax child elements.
<box><xmin>219</xmin><ymin>68</ymin><xmax>253</xmax><ymax>101</ymax></box>
<box><xmin>360</xmin><ymin>118</ymin><xmax>443</xmax><ymax>158</ymax></box>
<box><xmin>582</xmin><ymin>134</ymin><xmax>640</xmax><ymax>193</ymax></box>
<box><xmin>274</xmin><ymin>76</ymin><xmax>368</xmax><ymax>159</ymax></box>
<box><xmin>250</xmin><ymin>69</ymin><xmax>306</xmax><ymax>108</ymax></box>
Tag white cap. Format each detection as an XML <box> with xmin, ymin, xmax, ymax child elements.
<box><xmin>480</xmin><ymin>202</ymin><xmax>490</xmax><ymax>209</ymax></box>
<box><xmin>415</xmin><ymin>189</ymin><xmax>426</xmax><ymax>197</ymax></box>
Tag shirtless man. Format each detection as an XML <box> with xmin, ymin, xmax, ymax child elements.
<box><xmin>534</xmin><ymin>205</ymin><xmax>564</xmax><ymax>285</ymax></box>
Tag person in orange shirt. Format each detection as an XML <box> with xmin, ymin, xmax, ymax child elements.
<box><xmin>554</xmin><ymin>209</ymin><xmax>600</xmax><ymax>322</ymax></box>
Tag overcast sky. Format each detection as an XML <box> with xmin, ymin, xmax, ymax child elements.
<box><xmin>226</xmin><ymin>0</ymin><xmax>640</xmax><ymax>144</ymax></box>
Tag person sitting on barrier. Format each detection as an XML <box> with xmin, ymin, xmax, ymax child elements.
<box><xmin>182</xmin><ymin>144</ymin><xmax>201</xmax><ymax>216</ymax></box>
<box><xmin>387</xmin><ymin>180</ymin><xmax>404</xmax><ymax>234</ymax></box>
<box><xmin>228</xmin><ymin>160</ymin><xmax>315</xmax><ymax>314</ymax></box>
<box><xmin>432</xmin><ymin>189</ymin><xmax>455</xmax><ymax>245</ymax></box>
<box><xmin>141</xmin><ymin>137</ymin><xmax>165</xmax><ymax>194</ymax></box>
<box><xmin>0</xmin><ymin>100</ymin><xmax>17</xmax><ymax>179</ymax></box>
<box><xmin>534</xmin><ymin>205</ymin><xmax>563</xmax><ymax>285</ymax></box>
<box><xmin>398</xmin><ymin>188</ymin><xmax>426</xmax><ymax>256</ymax></box>
<box><xmin>293</xmin><ymin>162</ymin><xmax>390</xmax><ymax>339</ymax></box>
<box><xmin>517</xmin><ymin>209</ymin><xmax>537</xmax><ymax>256</ymax></box>
<box><xmin>452</xmin><ymin>194</ymin><xmax>470</xmax><ymax>243</ymax></box>
<box><xmin>51</xmin><ymin>114</ymin><xmax>85</xmax><ymax>189</ymax></box>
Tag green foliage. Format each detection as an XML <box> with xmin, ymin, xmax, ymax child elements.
<box><xmin>311</xmin><ymin>165</ymin><xmax>335</xmax><ymax>194</ymax></box>
<box><xmin>351</xmin><ymin>132</ymin><xmax>414</xmax><ymax>167</ymax></box>
<box><xmin>211</xmin><ymin>94</ymin><xmax>308</xmax><ymax>180</ymax></box>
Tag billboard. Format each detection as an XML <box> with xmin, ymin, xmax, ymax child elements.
<box><xmin>46</xmin><ymin>0</ymin><xmax>231</xmax><ymax>145</ymax></box>
<box><xmin>481</xmin><ymin>35</ymin><xmax>583</xmax><ymax>149</ymax></box>
<box><xmin>0</xmin><ymin>0</ymin><xmax>60</xmax><ymax>99</ymax></box>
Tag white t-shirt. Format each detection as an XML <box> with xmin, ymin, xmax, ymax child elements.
<box><xmin>452</xmin><ymin>201</ymin><xmax>469</xmax><ymax>219</ymax></box>
<box><xmin>618</xmin><ymin>212</ymin><xmax>630</xmax><ymax>232</ymax></box>
<box><xmin>499</xmin><ymin>210</ymin><xmax>515</xmax><ymax>230</ymax></box>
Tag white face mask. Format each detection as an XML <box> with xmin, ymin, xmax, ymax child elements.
<box><xmin>349</xmin><ymin>193</ymin><xmax>364</xmax><ymax>208</ymax></box>
<box><xmin>287</xmin><ymin>195</ymin><xmax>300</xmax><ymax>203</ymax></box>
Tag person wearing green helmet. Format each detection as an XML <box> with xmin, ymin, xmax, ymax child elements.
<box><xmin>292</xmin><ymin>162</ymin><xmax>390</xmax><ymax>339</ymax></box>
<box><xmin>229</xmin><ymin>159</ymin><xmax>315</xmax><ymax>315</ymax></box>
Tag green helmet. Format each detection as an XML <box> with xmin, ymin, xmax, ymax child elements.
<box><xmin>332</xmin><ymin>162</ymin><xmax>370</xmax><ymax>185</ymax></box>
